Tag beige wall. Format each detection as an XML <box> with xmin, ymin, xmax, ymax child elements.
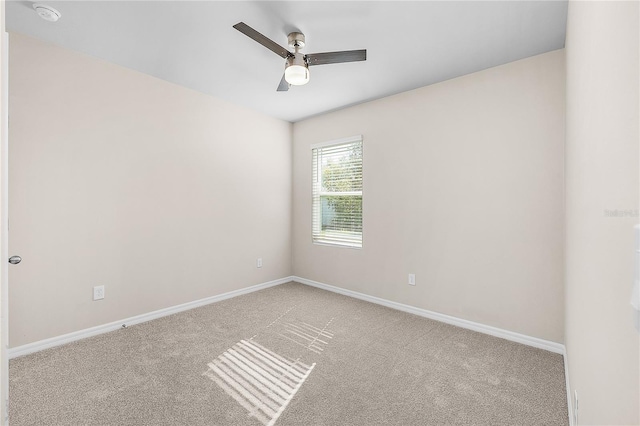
<box><xmin>292</xmin><ymin>50</ymin><xmax>566</xmax><ymax>343</ymax></box>
<box><xmin>8</xmin><ymin>34</ymin><xmax>292</xmax><ymax>347</ymax></box>
<box><xmin>565</xmin><ymin>1</ymin><xmax>640</xmax><ymax>424</ymax></box>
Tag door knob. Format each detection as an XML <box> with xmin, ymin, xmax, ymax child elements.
<box><xmin>8</xmin><ymin>256</ymin><xmax>21</xmax><ymax>265</ymax></box>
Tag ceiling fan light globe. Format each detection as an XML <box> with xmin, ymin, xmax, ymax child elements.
<box><xmin>285</xmin><ymin>65</ymin><xmax>310</xmax><ymax>86</ymax></box>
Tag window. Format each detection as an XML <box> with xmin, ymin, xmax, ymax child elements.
<box><xmin>312</xmin><ymin>136</ymin><xmax>363</xmax><ymax>248</ymax></box>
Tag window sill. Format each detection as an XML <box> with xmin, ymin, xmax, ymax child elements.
<box><xmin>312</xmin><ymin>240</ymin><xmax>362</xmax><ymax>250</ymax></box>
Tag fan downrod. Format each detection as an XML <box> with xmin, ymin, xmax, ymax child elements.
<box><xmin>287</xmin><ymin>32</ymin><xmax>305</xmax><ymax>49</ymax></box>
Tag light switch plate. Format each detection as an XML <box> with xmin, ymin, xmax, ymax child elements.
<box><xmin>408</xmin><ymin>274</ymin><xmax>415</xmax><ymax>286</ymax></box>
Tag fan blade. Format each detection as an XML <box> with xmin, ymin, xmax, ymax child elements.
<box><xmin>306</xmin><ymin>49</ymin><xmax>367</xmax><ymax>66</ymax></box>
<box><xmin>277</xmin><ymin>74</ymin><xmax>290</xmax><ymax>92</ymax></box>
<box><xmin>233</xmin><ymin>22</ymin><xmax>292</xmax><ymax>59</ymax></box>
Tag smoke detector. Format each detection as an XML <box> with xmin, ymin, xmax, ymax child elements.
<box><xmin>33</xmin><ymin>4</ymin><xmax>61</xmax><ymax>22</ymax></box>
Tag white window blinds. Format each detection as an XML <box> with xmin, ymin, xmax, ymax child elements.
<box><xmin>312</xmin><ymin>136</ymin><xmax>363</xmax><ymax>248</ymax></box>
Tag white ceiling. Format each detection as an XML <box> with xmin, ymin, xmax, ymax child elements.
<box><xmin>6</xmin><ymin>1</ymin><xmax>567</xmax><ymax>122</ymax></box>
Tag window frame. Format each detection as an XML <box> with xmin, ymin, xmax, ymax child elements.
<box><xmin>311</xmin><ymin>135</ymin><xmax>364</xmax><ymax>249</ymax></box>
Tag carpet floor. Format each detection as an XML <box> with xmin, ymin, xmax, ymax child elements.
<box><xmin>9</xmin><ymin>282</ymin><xmax>568</xmax><ymax>425</ymax></box>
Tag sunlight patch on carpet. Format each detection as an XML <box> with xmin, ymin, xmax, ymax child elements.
<box><xmin>278</xmin><ymin>318</ymin><xmax>335</xmax><ymax>354</ymax></box>
<box><xmin>203</xmin><ymin>339</ymin><xmax>315</xmax><ymax>426</ymax></box>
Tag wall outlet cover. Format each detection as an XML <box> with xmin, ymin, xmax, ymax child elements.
<box><xmin>93</xmin><ymin>285</ymin><xmax>105</xmax><ymax>301</ymax></box>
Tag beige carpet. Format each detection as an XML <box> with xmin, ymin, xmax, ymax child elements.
<box><xmin>9</xmin><ymin>282</ymin><xmax>568</xmax><ymax>425</ymax></box>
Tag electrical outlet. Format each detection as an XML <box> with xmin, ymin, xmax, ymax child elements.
<box><xmin>257</xmin><ymin>258</ymin><xmax>263</xmax><ymax>268</ymax></box>
<box><xmin>93</xmin><ymin>285</ymin><xmax>105</xmax><ymax>301</ymax></box>
<box><xmin>574</xmin><ymin>390</ymin><xmax>578</xmax><ymax>425</ymax></box>
<box><xmin>408</xmin><ymin>274</ymin><xmax>416</xmax><ymax>286</ymax></box>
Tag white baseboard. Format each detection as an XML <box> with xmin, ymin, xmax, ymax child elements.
<box><xmin>293</xmin><ymin>276</ymin><xmax>566</xmax><ymax>355</ymax></box>
<box><xmin>8</xmin><ymin>276</ymin><xmax>294</xmax><ymax>359</ymax></box>
<box><xmin>10</xmin><ymin>274</ymin><xmax>566</xmax><ymax>359</ymax></box>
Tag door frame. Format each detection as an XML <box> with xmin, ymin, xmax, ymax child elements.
<box><xmin>1</xmin><ymin>1</ymin><xmax>9</xmax><ymax>423</ymax></box>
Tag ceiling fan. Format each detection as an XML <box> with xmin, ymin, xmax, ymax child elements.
<box><xmin>233</xmin><ymin>22</ymin><xmax>367</xmax><ymax>91</ymax></box>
